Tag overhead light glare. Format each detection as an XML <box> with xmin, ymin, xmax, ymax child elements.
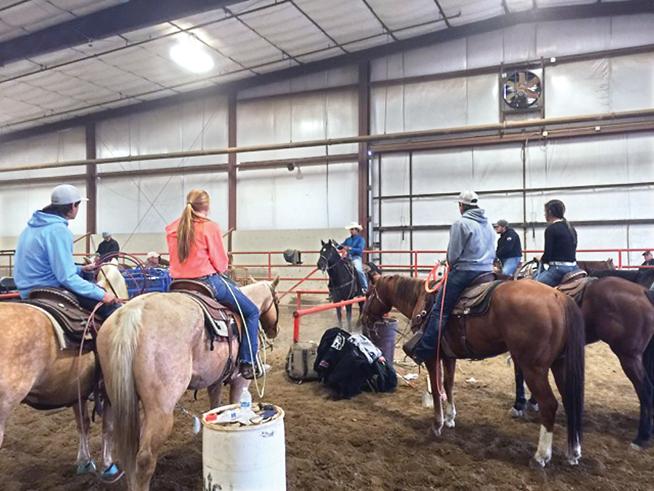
<box><xmin>170</xmin><ymin>36</ymin><xmax>215</xmax><ymax>74</ymax></box>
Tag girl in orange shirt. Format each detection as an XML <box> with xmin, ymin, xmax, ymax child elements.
<box><xmin>166</xmin><ymin>189</ymin><xmax>262</xmax><ymax>379</ymax></box>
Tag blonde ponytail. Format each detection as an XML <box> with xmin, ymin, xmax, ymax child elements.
<box><xmin>177</xmin><ymin>189</ymin><xmax>210</xmax><ymax>263</ymax></box>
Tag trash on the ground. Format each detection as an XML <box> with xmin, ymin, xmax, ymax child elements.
<box><xmin>465</xmin><ymin>377</ymin><xmax>477</xmax><ymax>384</ymax></box>
<box><xmin>403</xmin><ymin>373</ymin><xmax>419</xmax><ymax>381</ymax></box>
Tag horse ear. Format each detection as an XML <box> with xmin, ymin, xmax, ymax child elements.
<box><xmin>271</xmin><ymin>275</ymin><xmax>280</xmax><ymax>290</ymax></box>
<box><xmin>321</xmin><ymin>239</ymin><xmax>325</xmax><ymax>246</ymax></box>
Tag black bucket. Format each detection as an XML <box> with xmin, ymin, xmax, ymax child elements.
<box><xmin>363</xmin><ymin>318</ymin><xmax>398</xmax><ymax>367</ymax></box>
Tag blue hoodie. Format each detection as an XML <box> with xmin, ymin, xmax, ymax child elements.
<box><xmin>341</xmin><ymin>234</ymin><xmax>365</xmax><ymax>258</ymax></box>
<box><xmin>14</xmin><ymin>211</ymin><xmax>105</xmax><ymax>300</ymax></box>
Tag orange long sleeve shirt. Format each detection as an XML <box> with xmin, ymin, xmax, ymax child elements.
<box><xmin>165</xmin><ymin>218</ymin><xmax>229</xmax><ymax>279</ymax></box>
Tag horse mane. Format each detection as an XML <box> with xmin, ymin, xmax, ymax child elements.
<box><xmin>380</xmin><ymin>274</ymin><xmax>423</xmax><ymax>316</ymax></box>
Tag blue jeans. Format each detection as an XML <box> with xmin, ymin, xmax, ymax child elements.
<box><xmin>501</xmin><ymin>257</ymin><xmax>521</xmax><ymax>276</ymax></box>
<box><xmin>74</xmin><ymin>293</ymin><xmax>121</xmax><ymax>320</ymax></box>
<box><xmin>534</xmin><ymin>264</ymin><xmax>579</xmax><ymax>287</ymax></box>
<box><xmin>414</xmin><ymin>269</ymin><xmax>484</xmax><ymax>362</ymax></box>
<box><xmin>204</xmin><ymin>274</ymin><xmax>260</xmax><ymax>365</ymax></box>
<box><xmin>351</xmin><ymin>256</ymin><xmax>368</xmax><ymax>291</ymax></box>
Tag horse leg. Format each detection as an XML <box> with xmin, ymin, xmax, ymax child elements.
<box><xmin>346</xmin><ymin>305</ymin><xmax>352</xmax><ymax>330</ymax></box>
<box><xmin>443</xmin><ymin>358</ymin><xmax>457</xmax><ymax>428</ymax></box>
<box><xmin>335</xmin><ymin>307</ymin><xmax>342</xmax><ymax>328</ymax></box>
<box><xmin>100</xmin><ymin>401</ymin><xmax>121</xmax><ymax>480</ymax></box>
<box><xmin>617</xmin><ymin>354</ymin><xmax>653</xmax><ymax>449</ymax></box>
<box><xmin>134</xmin><ymin>406</ymin><xmax>175</xmax><ymax>491</ymax></box>
<box><xmin>511</xmin><ymin>364</ymin><xmax>527</xmax><ymax>417</ymax></box>
<box><xmin>425</xmin><ymin>360</ymin><xmax>445</xmax><ymax>436</ymax></box>
<box><xmin>72</xmin><ymin>401</ymin><xmax>96</xmax><ymax>474</ymax></box>
<box><xmin>520</xmin><ymin>365</ymin><xmax>558</xmax><ymax>467</ymax></box>
<box><xmin>227</xmin><ymin>376</ymin><xmax>251</xmax><ymax>405</ymax></box>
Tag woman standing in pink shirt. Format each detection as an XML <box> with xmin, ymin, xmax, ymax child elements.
<box><xmin>166</xmin><ymin>189</ymin><xmax>262</xmax><ymax>379</ymax></box>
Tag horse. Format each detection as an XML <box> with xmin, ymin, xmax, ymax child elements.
<box><xmin>317</xmin><ymin>239</ymin><xmax>364</xmax><ymax>329</ymax></box>
<box><xmin>515</xmin><ymin>263</ymin><xmax>654</xmax><ymax>447</ymax></box>
<box><xmin>0</xmin><ymin>262</ymin><xmax>127</xmax><ymax>479</ymax></box>
<box><xmin>577</xmin><ymin>258</ymin><xmax>614</xmax><ymax>273</ymax></box>
<box><xmin>362</xmin><ymin>274</ymin><xmax>585</xmax><ymax>466</ymax></box>
<box><xmin>97</xmin><ymin>279</ymin><xmax>280</xmax><ymax>491</ymax></box>
<box><xmin>588</xmin><ymin>267</ymin><xmax>654</xmax><ymax>289</ymax></box>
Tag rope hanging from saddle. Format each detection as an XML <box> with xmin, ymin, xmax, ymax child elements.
<box><xmin>424</xmin><ymin>261</ymin><xmax>449</xmax><ymax>402</ymax></box>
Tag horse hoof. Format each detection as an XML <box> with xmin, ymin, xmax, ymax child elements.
<box><xmin>509</xmin><ymin>407</ymin><xmax>525</xmax><ymax>419</ymax></box>
<box><xmin>630</xmin><ymin>442</ymin><xmax>645</xmax><ymax>451</ymax></box>
<box><xmin>527</xmin><ymin>402</ymin><xmax>540</xmax><ymax>412</ymax></box>
<box><xmin>445</xmin><ymin>419</ymin><xmax>455</xmax><ymax>429</ymax></box>
<box><xmin>76</xmin><ymin>460</ymin><xmax>97</xmax><ymax>475</ymax></box>
<box><xmin>567</xmin><ymin>455</ymin><xmax>580</xmax><ymax>466</ymax></box>
<box><xmin>431</xmin><ymin>423</ymin><xmax>443</xmax><ymax>438</ymax></box>
<box><xmin>529</xmin><ymin>456</ymin><xmax>548</xmax><ymax>469</ymax></box>
<box><xmin>100</xmin><ymin>463</ymin><xmax>125</xmax><ymax>483</ymax></box>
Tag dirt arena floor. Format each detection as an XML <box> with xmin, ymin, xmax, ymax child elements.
<box><xmin>2</xmin><ymin>303</ymin><xmax>653</xmax><ymax>490</ymax></box>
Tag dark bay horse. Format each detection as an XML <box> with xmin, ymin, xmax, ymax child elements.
<box><xmin>517</xmin><ymin>262</ymin><xmax>654</xmax><ymax>447</ymax></box>
<box><xmin>363</xmin><ymin>274</ymin><xmax>585</xmax><ymax>466</ymax></box>
<box><xmin>317</xmin><ymin>239</ymin><xmax>364</xmax><ymax>329</ymax></box>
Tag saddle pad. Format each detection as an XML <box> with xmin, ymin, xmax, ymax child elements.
<box><xmin>182</xmin><ymin>293</ymin><xmax>230</xmax><ymax>338</ymax></box>
<box><xmin>452</xmin><ymin>280</ymin><xmax>503</xmax><ymax>316</ymax></box>
<box><xmin>557</xmin><ymin>276</ymin><xmax>596</xmax><ymax>304</ymax></box>
<box><xmin>21</xmin><ymin>303</ymin><xmax>68</xmax><ymax>350</ymax></box>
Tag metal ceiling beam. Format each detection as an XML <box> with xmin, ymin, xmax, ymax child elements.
<box><xmin>1</xmin><ymin>0</ymin><xmax>652</xmax><ymax>143</ymax></box>
<box><xmin>0</xmin><ymin>0</ymin><xmax>243</xmax><ymax>66</ymax></box>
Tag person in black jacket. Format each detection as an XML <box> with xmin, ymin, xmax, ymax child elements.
<box><xmin>642</xmin><ymin>250</ymin><xmax>654</xmax><ymax>267</ymax></box>
<box><xmin>534</xmin><ymin>200</ymin><xmax>581</xmax><ymax>286</ymax></box>
<box><xmin>96</xmin><ymin>232</ymin><xmax>120</xmax><ymax>260</ymax></box>
<box><xmin>493</xmin><ymin>219</ymin><xmax>522</xmax><ymax>276</ymax></box>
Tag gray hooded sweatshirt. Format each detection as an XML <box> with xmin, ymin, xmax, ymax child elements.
<box><xmin>447</xmin><ymin>208</ymin><xmax>495</xmax><ymax>272</ymax></box>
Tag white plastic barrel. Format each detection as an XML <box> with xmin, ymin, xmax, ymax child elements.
<box><xmin>202</xmin><ymin>403</ymin><xmax>286</xmax><ymax>491</ymax></box>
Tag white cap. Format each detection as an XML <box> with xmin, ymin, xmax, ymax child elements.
<box><xmin>345</xmin><ymin>221</ymin><xmax>363</xmax><ymax>231</ymax></box>
<box><xmin>146</xmin><ymin>251</ymin><xmax>159</xmax><ymax>259</ymax></box>
<box><xmin>457</xmin><ymin>190</ymin><xmax>479</xmax><ymax>206</ymax></box>
<box><xmin>51</xmin><ymin>184</ymin><xmax>87</xmax><ymax>205</ymax></box>
<box><xmin>102</xmin><ymin>231</ymin><xmax>111</xmax><ymax>238</ymax></box>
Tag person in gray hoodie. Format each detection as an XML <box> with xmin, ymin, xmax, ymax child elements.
<box><xmin>404</xmin><ymin>190</ymin><xmax>495</xmax><ymax>364</ymax></box>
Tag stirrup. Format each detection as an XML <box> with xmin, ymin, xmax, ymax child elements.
<box><xmin>402</xmin><ymin>329</ymin><xmax>425</xmax><ymax>365</ymax></box>
<box><xmin>240</xmin><ymin>360</ymin><xmax>264</xmax><ymax>380</ymax></box>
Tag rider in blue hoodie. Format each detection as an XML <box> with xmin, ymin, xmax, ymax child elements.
<box><xmin>14</xmin><ymin>184</ymin><xmax>119</xmax><ymax>318</ymax></box>
<box><xmin>404</xmin><ymin>190</ymin><xmax>496</xmax><ymax>364</ymax></box>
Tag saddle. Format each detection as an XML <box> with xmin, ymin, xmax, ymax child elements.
<box><xmin>556</xmin><ymin>271</ymin><xmax>596</xmax><ymax>304</ymax></box>
<box><xmin>21</xmin><ymin>288</ymin><xmax>102</xmax><ymax>347</ymax></box>
<box><xmin>410</xmin><ymin>273</ymin><xmax>503</xmax><ymax>359</ymax></box>
<box><xmin>169</xmin><ymin>280</ymin><xmax>240</xmax><ymax>343</ymax></box>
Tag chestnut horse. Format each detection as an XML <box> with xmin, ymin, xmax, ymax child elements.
<box><xmin>97</xmin><ymin>279</ymin><xmax>280</xmax><ymax>491</ymax></box>
<box><xmin>0</xmin><ymin>263</ymin><xmax>127</xmax><ymax>478</ymax></box>
<box><xmin>363</xmin><ymin>274</ymin><xmax>585</xmax><ymax>467</ymax></box>
<box><xmin>515</xmin><ymin>270</ymin><xmax>654</xmax><ymax>447</ymax></box>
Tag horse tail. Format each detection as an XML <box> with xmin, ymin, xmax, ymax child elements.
<box><xmin>562</xmin><ymin>295</ymin><xmax>585</xmax><ymax>457</ymax></box>
<box><xmin>105</xmin><ymin>303</ymin><xmax>144</xmax><ymax>480</ymax></box>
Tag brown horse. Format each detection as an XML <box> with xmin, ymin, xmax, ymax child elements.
<box><xmin>0</xmin><ymin>263</ymin><xmax>127</xmax><ymax>478</ymax></box>
<box><xmin>514</xmin><ymin>274</ymin><xmax>654</xmax><ymax>447</ymax></box>
<box><xmin>363</xmin><ymin>274</ymin><xmax>585</xmax><ymax>467</ymax></box>
<box><xmin>97</xmin><ymin>279</ymin><xmax>280</xmax><ymax>491</ymax></box>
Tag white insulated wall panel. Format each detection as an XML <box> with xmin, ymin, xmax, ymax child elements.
<box><xmin>237</xmin><ymin>89</ymin><xmax>357</xmax><ymax>162</ymax></box>
<box><xmin>545</xmin><ymin>59</ymin><xmax>609</xmax><ymax>117</ymax></box>
<box><xmin>536</xmin><ymin>17</ymin><xmax>611</xmax><ymax>58</ymax></box>
<box><xmin>96</xmin><ymin>97</ymin><xmax>229</xmax><ymax>172</ymax></box>
<box><xmin>610</xmin><ymin>53</ymin><xmax>654</xmax><ymax>113</ymax></box>
<box><xmin>236</xmin><ymin>162</ymin><xmax>357</xmax><ymax>230</ymax></box>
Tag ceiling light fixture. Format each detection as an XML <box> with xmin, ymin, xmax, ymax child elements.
<box><xmin>170</xmin><ymin>35</ymin><xmax>215</xmax><ymax>74</ymax></box>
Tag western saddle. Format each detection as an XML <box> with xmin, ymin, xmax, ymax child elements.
<box><xmin>556</xmin><ymin>270</ymin><xmax>596</xmax><ymax>304</ymax></box>
<box><xmin>21</xmin><ymin>288</ymin><xmax>103</xmax><ymax>347</ymax></box>
<box><xmin>168</xmin><ymin>279</ymin><xmax>241</xmax><ymax>346</ymax></box>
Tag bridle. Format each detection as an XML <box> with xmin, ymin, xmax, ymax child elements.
<box><xmin>260</xmin><ymin>283</ymin><xmax>280</xmax><ymax>335</ymax></box>
<box><xmin>363</xmin><ymin>283</ymin><xmax>390</xmax><ymax>322</ymax></box>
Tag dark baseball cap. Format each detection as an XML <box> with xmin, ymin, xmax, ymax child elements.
<box><xmin>493</xmin><ymin>219</ymin><xmax>509</xmax><ymax>228</ymax></box>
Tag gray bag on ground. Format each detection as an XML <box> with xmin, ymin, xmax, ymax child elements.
<box><xmin>286</xmin><ymin>341</ymin><xmax>319</xmax><ymax>381</ymax></box>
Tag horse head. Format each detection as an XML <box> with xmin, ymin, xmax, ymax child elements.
<box><xmin>361</xmin><ymin>276</ymin><xmax>392</xmax><ymax>327</ymax></box>
<box><xmin>242</xmin><ymin>277</ymin><xmax>280</xmax><ymax>339</ymax></box>
<box><xmin>317</xmin><ymin>239</ymin><xmax>340</xmax><ymax>272</ymax></box>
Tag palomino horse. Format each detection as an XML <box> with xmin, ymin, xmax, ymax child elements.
<box><xmin>317</xmin><ymin>239</ymin><xmax>364</xmax><ymax>329</ymax></box>
<box><xmin>516</xmin><ymin>263</ymin><xmax>654</xmax><ymax>447</ymax></box>
<box><xmin>97</xmin><ymin>279</ymin><xmax>280</xmax><ymax>491</ymax></box>
<box><xmin>363</xmin><ymin>274</ymin><xmax>585</xmax><ymax>466</ymax></box>
<box><xmin>0</xmin><ymin>263</ymin><xmax>127</xmax><ymax>478</ymax></box>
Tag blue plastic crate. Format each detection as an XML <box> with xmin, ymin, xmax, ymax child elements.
<box><xmin>122</xmin><ymin>267</ymin><xmax>171</xmax><ymax>298</ymax></box>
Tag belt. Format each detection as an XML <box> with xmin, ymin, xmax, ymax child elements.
<box><xmin>549</xmin><ymin>261</ymin><xmax>577</xmax><ymax>267</ymax></box>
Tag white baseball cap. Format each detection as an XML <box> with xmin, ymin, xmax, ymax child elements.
<box><xmin>50</xmin><ymin>184</ymin><xmax>87</xmax><ymax>205</ymax></box>
<box><xmin>146</xmin><ymin>251</ymin><xmax>159</xmax><ymax>259</ymax></box>
<box><xmin>457</xmin><ymin>190</ymin><xmax>479</xmax><ymax>206</ymax></box>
